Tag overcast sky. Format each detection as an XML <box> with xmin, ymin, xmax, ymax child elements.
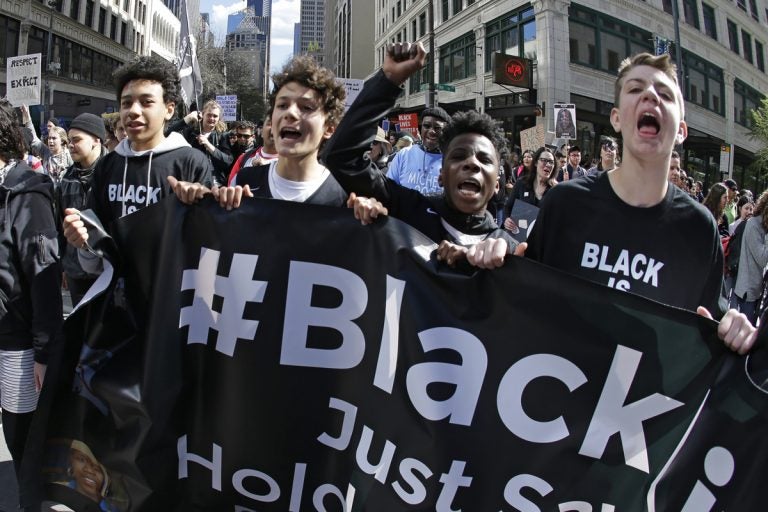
<box><xmin>200</xmin><ymin>0</ymin><xmax>300</xmax><ymax>75</ymax></box>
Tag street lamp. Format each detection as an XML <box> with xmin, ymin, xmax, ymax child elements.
<box><xmin>44</xmin><ymin>0</ymin><xmax>58</xmax><ymax>124</ymax></box>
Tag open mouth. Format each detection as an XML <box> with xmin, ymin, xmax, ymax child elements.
<box><xmin>637</xmin><ymin>112</ymin><xmax>660</xmax><ymax>136</ymax></box>
<box><xmin>457</xmin><ymin>179</ymin><xmax>481</xmax><ymax>196</ymax></box>
<box><xmin>280</xmin><ymin>127</ymin><xmax>301</xmax><ymax>140</ymax></box>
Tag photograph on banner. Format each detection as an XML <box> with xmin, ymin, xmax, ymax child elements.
<box><xmin>554</xmin><ymin>103</ymin><xmax>577</xmax><ymax>139</ymax></box>
<box><xmin>42</xmin><ymin>438</ymin><xmax>130</xmax><ymax>512</ymax></box>
<box><xmin>6</xmin><ymin>54</ymin><xmax>42</xmax><ymax>107</ymax></box>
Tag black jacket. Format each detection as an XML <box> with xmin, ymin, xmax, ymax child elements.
<box><xmin>321</xmin><ymin>70</ymin><xmax>515</xmax><ymax>247</ymax></box>
<box><xmin>167</xmin><ymin>118</ymin><xmax>233</xmax><ymax>186</ymax></box>
<box><xmin>56</xmin><ymin>148</ymin><xmax>107</xmax><ymax>279</ymax></box>
<box><xmin>0</xmin><ymin>161</ymin><xmax>62</xmax><ymax>363</ymax></box>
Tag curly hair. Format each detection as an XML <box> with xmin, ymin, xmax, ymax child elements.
<box><xmin>0</xmin><ymin>99</ymin><xmax>25</xmax><ymax>163</ymax></box>
<box><xmin>269</xmin><ymin>55</ymin><xmax>346</xmax><ymax>129</ymax></box>
<box><xmin>438</xmin><ymin>110</ymin><xmax>508</xmax><ymax>158</ymax></box>
<box><xmin>113</xmin><ymin>55</ymin><xmax>181</xmax><ymax>105</ymax></box>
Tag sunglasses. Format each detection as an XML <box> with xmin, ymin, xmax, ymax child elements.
<box><xmin>601</xmin><ymin>141</ymin><xmax>617</xmax><ymax>150</ymax></box>
<box><xmin>234</xmin><ymin>133</ymin><xmax>253</xmax><ymax>139</ymax></box>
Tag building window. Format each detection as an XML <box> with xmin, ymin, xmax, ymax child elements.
<box><xmin>662</xmin><ymin>0</ymin><xmax>673</xmax><ymax>15</ymax></box>
<box><xmin>442</xmin><ymin>0</ymin><xmax>448</xmax><ymax>22</ymax></box>
<box><xmin>123</xmin><ymin>0</ymin><xmax>129</xmax><ymax>12</ymax></box>
<box><xmin>453</xmin><ymin>0</ymin><xmax>462</xmax><ymax>15</ymax></box>
<box><xmin>419</xmin><ymin>12</ymin><xmax>426</xmax><ymax>36</ymax></box>
<box><xmin>682</xmin><ymin>51</ymin><xmax>724</xmax><ymax>115</ymax></box>
<box><xmin>734</xmin><ymin>79</ymin><xmax>763</xmax><ymax>127</ymax></box>
<box><xmin>439</xmin><ymin>32</ymin><xmax>476</xmax><ymax>82</ymax></box>
<box><xmin>702</xmin><ymin>3</ymin><xmax>716</xmax><ymax>40</ymax></box>
<box><xmin>682</xmin><ymin>0</ymin><xmax>699</xmax><ymax>29</ymax></box>
<box><xmin>742</xmin><ymin>30</ymin><xmax>753</xmax><ymax>64</ymax></box>
<box><xmin>121</xmin><ymin>20</ymin><xmax>126</xmax><ymax>45</ymax></box>
<box><xmin>756</xmin><ymin>41</ymin><xmax>765</xmax><ymax>72</ymax></box>
<box><xmin>396</xmin><ymin>1</ymin><xmax>401</xmax><ymax>17</ymax></box>
<box><xmin>0</xmin><ymin>15</ymin><xmax>20</xmax><ymax>69</ymax></box>
<box><xmin>749</xmin><ymin>0</ymin><xmax>758</xmax><ymax>20</ymax></box>
<box><xmin>736</xmin><ymin>0</ymin><xmax>746</xmax><ymax>13</ymax></box>
<box><xmin>568</xmin><ymin>5</ymin><xmax>652</xmax><ymax>73</ymax></box>
<box><xmin>727</xmin><ymin>19</ymin><xmax>739</xmax><ymax>53</ymax></box>
<box><xmin>69</xmin><ymin>0</ymin><xmax>80</xmax><ymax>21</ymax></box>
<box><xmin>85</xmin><ymin>0</ymin><xmax>94</xmax><ymax>27</ymax></box>
<box><xmin>409</xmin><ymin>54</ymin><xmax>432</xmax><ymax>94</ymax></box>
<box><xmin>485</xmin><ymin>7</ymin><xmax>535</xmax><ymax>70</ymax></box>
<box><xmin>98</xmin><ymin>7</ymin><xmax>106</xmax><ymax>34</ymax></box>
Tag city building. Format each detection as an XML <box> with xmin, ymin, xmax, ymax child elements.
<box><xmin>0</xmin><ymin>0</ymin><xmax>150</xmax><ymax>127</ymax></box>
<box><xmin>293</xmin><ymin>22</ymin><xmax>302</xmax><ymax>56</ymax></box>
<box><xmin>299</xmin><ymin>0</ymin><xmax>325</xmax><ymax>64</ymax></box>
<box><xmin>226</xmin><ymin>6</ymin><xmax>270</xmax><ymax>96</ymax></box>
<box><xmin>324</xmin><ymin>0</ymin><xmax>376</xmax><ymax>79</ymax></box>
<box><xmin>375</xmin><ymin>0</ymin><xmax>768</xmax><ymax>191</ymax></box>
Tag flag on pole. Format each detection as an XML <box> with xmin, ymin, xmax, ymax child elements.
<box><xmin>178</xmin><ymin>0</ymin><xmax>202</xmax><ymax>108</ymax></box>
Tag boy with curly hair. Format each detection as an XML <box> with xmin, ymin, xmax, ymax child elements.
<box><xmin>171</xmin><ymin>55</ymin><xmax>349</xmax><ymax>208</ymax></box>
<box><xmin>63</xmin><ymin>56</ymin><xmax>213</xmax><ymax>272</ymax></box>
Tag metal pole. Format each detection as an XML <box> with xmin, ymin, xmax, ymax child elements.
<box><xmin>427</xmin><ymin>0</ymin><xmax>435</xmax><ymax>108</ymax></box>
<box><xmin>45</xmin><ymin>1</ymin><xmax>55</xmax><ymax>123</ymax></box>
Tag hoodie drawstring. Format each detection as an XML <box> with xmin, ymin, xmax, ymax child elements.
<box><xmin>120</xmin><ymin>152</ymin><xmax>154</xmax><ymax>218</ymax></box>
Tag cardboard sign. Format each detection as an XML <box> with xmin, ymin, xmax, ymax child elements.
<box><xmin>6</xmin><ymin>53</ymin><xmax>42</xmax><ymax>107</ymax></box>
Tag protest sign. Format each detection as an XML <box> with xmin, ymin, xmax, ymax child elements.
<box><xmin>216</xmin><ymin>95</ymin><xmax>237</xmax><ymax>121</ymax></box>
<box><xmin>6</xmin><ymin>53</ymin><xmax>42</xmax><ymax>106</ymax></box>
<box><xmin>397</xmin><ymin>113</ymin><xmax>419</xmax><ymax>137</ymax></box>
<box><xmin>519</xmin><ymin>124</ymin><xmax>544</xmax><ymax>151</ymax></box>
<box><xmin>339</xmin><ymin>78</ymin><xmax>364</xmax><ymax>112</ymax></box>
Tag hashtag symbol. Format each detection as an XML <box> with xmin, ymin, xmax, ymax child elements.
<box><xmin>179</xmin><ymin>247</ymin><xmax>267</xmax><ymax>356</ymax></box>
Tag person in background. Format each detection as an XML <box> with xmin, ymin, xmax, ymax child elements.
<box><xmin>227</xmin><ymin>109</ymin><xmax>278</xmax><ymax>185</ymax></box>
<box><xmin>503</xmin><ymin>146</ymin><xmax>556</xmax><ymax>232</ymax></box>
<box><xmin>589</xmin><ymin>136</ymin><xmax>619</xmax><ymax>173</ymax></box>
<box><xmin>729</xmin><ymin>195</ymin><xmax>754</xmax><ymax>235</ymax></box>
<box><xmin>57</xmin><ymin>113</ymin><xmax>109</xmax><ymax>305</ymax></box>
<box><xmin>723</xmin><ymin>178</ymin><xmax>739</xmax><ymax>224</ymax></box>
<box><xmin>386</xmin><ymin>105</ymin><xmax>451</xmax><ymax>196</ymax></box>
<box><xmin>167</xmin><ymin>99</ymin><xmax>233</xmax><ymax>186</ymax></box>
<box><xmin>565</xmin><ymin>145</ymin><xmax>589</xmax><ymax>179</ymax></box>
<box><xmin>20</xmin><ymin>105</ymin><xmax>73</xmax><ymax>185</ymax></box>
<box><xmin>734</xmin><ymin>190</ymin><xmax>768</xmax><ymax>323</ymax></box>
<box><xmin>703</xmin><ymin>182</ymin><xmax>730</xmax><ymax>238</ymax></box>
<box><xmin>369</xmin><ymin>127</ymin><xmax>393</xmax><ymax>173</ymax></box>
<box><xmin>0</xmin><ymin>99</ymin><xmax>62</xmax><ymax>511</ymax></box>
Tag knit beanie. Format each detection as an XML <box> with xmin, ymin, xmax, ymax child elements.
<box><xmin>69</xmin><ymin>113</ymin><xmax>107</xmax><ymax>143</ymax></box>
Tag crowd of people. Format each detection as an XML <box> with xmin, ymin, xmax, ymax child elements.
<box><xmin>0</xmin><ymin>43</ymin><xmax>763</xmax><ymax>510</ymax></box>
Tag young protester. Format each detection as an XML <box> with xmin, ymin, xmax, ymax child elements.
<box><xmin>20</xmin><ymin>105</ymin><xmax>73</xmax><ymax>184</ymax></box>
<box><xmin>319</xmin><ymin>42</ymin><xmax>519</xmax><ymax>267</ymax></box>
<box><xmin>170</xmin><ymin>55</ymin><xmax>348</xmax><ymax>209</ymax></box>
<box><xmin>470</xmin><ymin>52</ymin><xmax>756</xmax><ymax>353</ymax></box>
<box><xmin>62</xmin><ymin>56</ymin><xmax>213</xmax><ymax>270</ymax></box>
<box><xmin>0</xmin><ymin>99</ymin><xmax>63</xmax><ymax>505</ymax></box>
<box><xmin>57</xmin><ymin>113</ymin><xmax>109</xmax><ymax>305</ymax></box>
<box><xmin>733</xmin><ymin>190</ymin><xmax>768</xmax><ymax>323</ymax></box>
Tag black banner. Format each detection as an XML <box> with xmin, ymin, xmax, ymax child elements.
<box><xmin>37</xmin><ymin>197</ymin><xmax>768</xmax><ymax>511</ymax></box>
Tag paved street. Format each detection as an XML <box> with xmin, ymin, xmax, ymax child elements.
<box><xmin>0</xmin><ymin>291</ymin><xmax>73</xmax><ymax>512</ymax></box>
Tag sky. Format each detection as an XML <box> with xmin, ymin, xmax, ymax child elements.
<box><xmin>200</xmin><ymin>0</ymin><xmax>300</xmax><ymax>75</ymax></box>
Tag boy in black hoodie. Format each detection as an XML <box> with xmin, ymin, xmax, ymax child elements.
<box><xmin>321</xmin><ymin>43</ymin><xmax>518</xmax><ymax>266</ymax></box>
<box><xmin>0</xmin><ymin>99</ymin><xmax>62</xmax><ymax>505</ymax></box>
<box><xmin>62</xmin><ymin>56</ymin><xmax>213</xmax><ymax>272</ymax></box>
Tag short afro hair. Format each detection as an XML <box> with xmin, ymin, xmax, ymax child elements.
<box><xmin>113</xmin><ymin>55</ymin><xmax>182</xmax><ymax>106</ymax></box>
<box><xmin>439</xmin><ymin>110</ymin><xmax>508</xmax><ymax>158</ymax></box>
<box><xmin>269</xmin><ymin>55</ymin><xmax>346</xmax><ymax>129</ymax></box>
<box><xmin>420</xmin><ymin>106</ymin><xmax>450</xmax><ymax>125</ymax></box>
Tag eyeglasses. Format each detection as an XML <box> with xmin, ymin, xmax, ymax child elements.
<box><xmin>234</xmin><ymin>133</ymin><xmax>253</xmax><ymax>139</ymax></box>
<box><xmin>601</xmin><ymin>141</ymin><xmax>617</xmax><ymax>151</ymax></box>
<box><xmin>539</xmin><ymin>158</ymin><xmax>555</xmax><ymax>166</ymax></box>
<box><xmin>421</xmin><ymin>123</ymin><xmax>445</xmax><ymax>133</ymax></box>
